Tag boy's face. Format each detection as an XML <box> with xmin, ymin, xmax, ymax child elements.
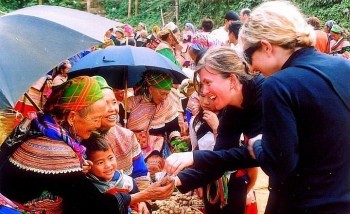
<box><xmin>89</xmin><ymin>147</ymin><xmax>117</xmax><ymax>181</ymax></box>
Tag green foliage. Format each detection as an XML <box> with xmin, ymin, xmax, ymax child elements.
<box><xmin>102</xmin><ymin>0</ymin><xmax>172</xmax><ymax>28</ymax></box>
<box><xmin>295</xmin><ymin>0</ymin><xmax>350</xmax><ymax>31</ymax></box>
<box><xmin>178</xmin><ymin>0</ymin><xmax>262</xmax><ymax>29</ymax></box>
<box><xmin>0</xmin><ymin>0</ymin><xmax>84</xmax><ymax>11</ymax></box>
<box><xmin>1</xmin><ymin>0</ymin><xmax>349</xmax><ymax>32</ymax></box>
<box><xmin>46</xmin><ymin>0</ymin><xmax>85</xmax><ymax>10</ymax></box>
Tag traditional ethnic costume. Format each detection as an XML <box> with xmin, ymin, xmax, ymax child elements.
<box><xmin>93</xmin><ymin>75</ymin><xmax>150</xmax><ymax>190</ymax></box>
<box><xmin>127</xmin><ymin>73</ymin><xmax>181</xmax><ymax>158</ymax></box>
<box><xmin>127</xmin><ymin>73</ymin><xmax>181</xmax><ymax>177</ymax></box>
<box><xmin>156</xmin><ymin>23</ymin><xmax>181</xmax><ymax>68</ymax></box>
<box><xmin>0</xmin><ymin>76</ymin><xmax>130</xmax><ymax>214</ymax></box>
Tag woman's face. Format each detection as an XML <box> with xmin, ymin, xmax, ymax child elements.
<box><xmin>89</xmin><ymin>147</ymin><xmax>117</xmax><ymax>181</ymax></box>
<box><xmin>198</xmin><ymin>67</ymin><xmax>237</xmax><ymax>110</ymax></box>
<box><xmin>330</xmin><ymin>32</ymin><xmax>340</xmax><ymax>41</ymax></box>
<box><xmin>62</xmin><ymin>63</ymin><xmax>71</xmax><ymax>74</ymax></box>
<box><xmin>73</xmin><ymin>99</ymin><xmax>107</xmax><ymax>139</ymax></box>
<box><xmin>100</xmin><ymin>88</ymin><xmax>119</xmax><ymax>131</ymax></box>
<box><xmin>243</xmin><ymin>41</ymin><xmax>280</xmax><ymax>77</ymax></box>
<box><xmin>149</xmin><ymin>86</ymin><xmax>170</xmax><ymax>105</ymax></box>
<box><xmin>113</xmin><ymin>89</ymin><xmax>125</xmax><ymax>102</ymax></box>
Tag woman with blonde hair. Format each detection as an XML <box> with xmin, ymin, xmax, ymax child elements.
<box><xmin>165</xmin><ymin>1</ymin><xmax>350</xmax><ymax>213</ymax></box>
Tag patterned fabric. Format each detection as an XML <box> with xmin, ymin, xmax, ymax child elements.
<box><xmin>33</xmin><ymin>114</ymin><xmax>86</xmax><ymax>164</ymax></box>
<box><xmin>127</xmin><ymin>92</ymin><xmax>180</xmax><ymax>131</ymax></box>
<box><xmin>56</xmin><ymin>76</ymin><xmax>104</xmax><ymax>112</ymax></box>
<box><xmin>10</xmin><ymin>136</ymin><xmax>81</xmax><ymax>174</ymax></box>
<box><xmin>156</xmin><ymin>41</ymin><xmax>181</xmax><ymax>68</ymax></box>
<box><xmin>145</xmin><ymin>72</ymin><xmax>173</xmax><ymax>90</ymax></box>
<box><xmin>127</xmin><ymin>91</ymin><xmax>181</xmax><ymax>160</ymax></box>
<box><xmin>93</xmin><ymin>76</ymin><xmax>112</xmax><ymax>90</ymax></box>
<box><xmin>104</xmin><ymin>126</ymin><xmax>144</xmax><ymax>176</ymax></box>
<box><xmin>190</xmin><ymin>32</ymin><xmax>224</xmax><ymax>50</ymax></box>
<box><xmin>22</xmin><ymin>191</ymin><xmax>63</xmax><ymax>214</ymax></box>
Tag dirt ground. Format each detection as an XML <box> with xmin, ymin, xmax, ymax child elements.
<box><xmin>254</xmin><ymin>168</ymin><xmax>269</xmax><ymax>214</ymax></box>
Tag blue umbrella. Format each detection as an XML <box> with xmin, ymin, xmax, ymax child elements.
<box><xmin>69</xmin><ymin>45</ymin><xmax>188</xmax><ymax>89</ymax></box>
<box><xmin>0</xmin><ymin>5</ymin><xmax>122</xmax><ymax>110</ymax></box>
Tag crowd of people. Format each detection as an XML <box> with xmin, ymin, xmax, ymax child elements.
<box><xmin>1</xmin><ymin>1</ymin><xmax>350</xmax><ymax>214</ymax></box>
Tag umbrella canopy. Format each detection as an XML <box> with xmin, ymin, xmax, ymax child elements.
<box><xmin>0</xmin><ymin>5</ymin><xmax>122</xmax><ymax>109</ymax></box>
<box><xmin>69</xmin><ymin>45</ymin><xmax>189</xmax><ymax>89</ymax></box>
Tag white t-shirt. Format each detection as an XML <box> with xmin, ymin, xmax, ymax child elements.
<box><xmin>210</xmin><ymin>26</ymin><xmax>228</xmax><ymax>44</ymax></box>
<box><xmin>189</xmin><ymin>116</ymin><xmax>215</xmax><ymax>151</ymax></box>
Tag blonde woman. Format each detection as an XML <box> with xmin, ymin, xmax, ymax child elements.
<box><xmin>166</xmin><ymin>1</ymin><xmax>350</xmax><ymax>213</ymax></box>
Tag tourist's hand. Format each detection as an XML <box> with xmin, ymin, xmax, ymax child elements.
<box><xmin>247</xmin><ymin>134</ymin><xmax>262</xmax><ymax>159</ymax></box>
<box><xmin>195</xmin><ymin>187</ymin><xmax>203</xmax><ymax>198</ymax></box>
<box><xmin>203</xmin><ymin>110</ymin><xmax>219</xmax><ymax>131</ymax></box>
<box><xmin>82</xmin><ymin>160</ymin><xmax>93</xmax><ymax>174</ymax></box>
<box><xmin>164</xmin><ymin>152</ymin><xmax>194</xmax><ymax>176</ymax></box>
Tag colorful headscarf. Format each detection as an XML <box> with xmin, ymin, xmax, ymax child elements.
<box><xmin>145</xmin><ymin>73</ymin><xmax>173</xmax><ymax>90</ymax></box>
<box><xmin>93</xmin><ymin>76</ymin><xmax>112</xmax><ymax>90</ymax></box>
<box><xmin>331</xmin><ymin>24</ymin><xmax>343</xmax><ymax>34</ymax></box>
<box><xmin>56</xmin><ymin>76</ymin><xmax>104</xmax><ymax>112</ymax></box>
<box><xmin>185</xmin><ymin>23</ymin><xmax>196</xmax><ymax>34</ymax></box>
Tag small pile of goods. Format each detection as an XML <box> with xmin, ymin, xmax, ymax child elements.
<box><xmin>151</xmin><ymin>191</ymin><xmax>204</xmax><ymax>214</ymax></box>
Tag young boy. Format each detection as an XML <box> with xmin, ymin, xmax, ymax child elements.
<box><xmin>81</xmin><ymin>133</ymin><xmax>149</xmax><ymax>213</ymax></box>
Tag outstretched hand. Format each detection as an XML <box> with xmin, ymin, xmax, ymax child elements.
<box><xmin>146</xmin><ymin>176</ymin><xmax>175</xmax><ymax>200</ymax></box>
<box><xmin>163</xmin><ymin>152</ymin><xmax>194</xmax><ymax>176</ymax></box>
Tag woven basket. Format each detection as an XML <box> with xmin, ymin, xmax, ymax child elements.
<box><xmin>0</xmin><ymin>109</ymin><xmax>20</xmax><ymax>145</ymax></box>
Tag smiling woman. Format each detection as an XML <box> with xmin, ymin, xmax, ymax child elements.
<box><xmin>0</xmin><ymin>76</ymin><xmax>144</xmax><ymax>213</ymax></box>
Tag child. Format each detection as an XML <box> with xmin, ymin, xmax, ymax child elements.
<box><xmin>81</xmin><ymin>133</ymin><xmax>149</xmax><ymax>214</ymax></box>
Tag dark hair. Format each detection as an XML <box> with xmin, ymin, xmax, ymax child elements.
<box><xmin>201</xmin><ymin>18</ymin><xmax>214</xmax><ymax>32</ymax></box>
<box><xmin>225</xmin><ymin>11</ymin><xmax>239</xmax><ymax>21</ymax></box>
<box><xmin>241</xmin><ymin>8</ymin><xmax>251</xmax><ymax>16</ymax></box>
<box><xmin>159</xmin><ymin>33</ymin><xmax>170</xmax><ymax>41</ymax></box>
<box><xmin>53</xmin><ymin>60</ymin><xmax>70</xmax><ymax>79</ymax></box>
<box><xmin>81</xmin><ymin>133</ymin><xmax>111</xmax><ymax>159</ymax></box>
<box><xmin>228</xmin><ymin>21</ymin><xmax>242</xmax><ymax>40</ymax></box>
